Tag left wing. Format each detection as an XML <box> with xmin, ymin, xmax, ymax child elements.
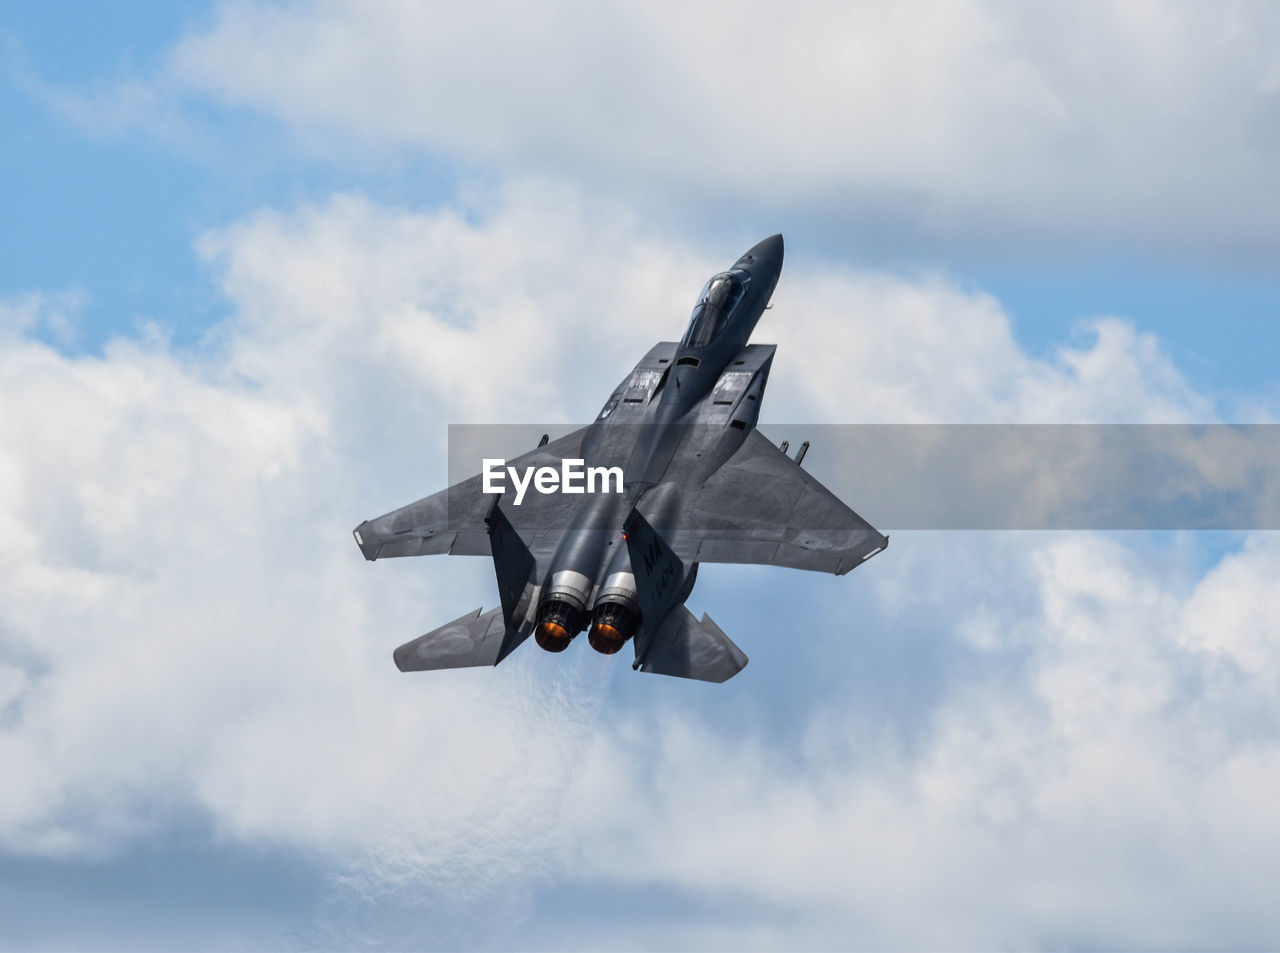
<box><xmin>662</xmin><ymin>429</ymin><xmax>887</xmax><ymax>575</ymax></box>
<box><xmin>353</xmin><ymin>427</ymin><xmax>588</xmax><ymax>566</ymax></box>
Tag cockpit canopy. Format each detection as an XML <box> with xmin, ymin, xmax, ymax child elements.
<box><xmin>682</xmin><ymin>271</ymin><xmax>749</xmax><ymax>349</ymax></box>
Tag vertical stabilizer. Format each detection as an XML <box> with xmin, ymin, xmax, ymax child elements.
<box><xmin>623</xmin><ymin>505</ymin><xmax>745</xmax><ymax>680</ymax></box>
<box><xmin>624</xmin><ymin>507</ymin><xmax>685</xmax><ymax>668</ymax></box>
<box><xmin>485</xmin><ymin>499</ymin><xmax>536</xmax><ymax>663</ymax></box>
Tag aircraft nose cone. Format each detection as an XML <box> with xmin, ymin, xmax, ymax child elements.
<box><xmin>736</xmin><ymin>233</ymin><xmax>784</xmax><ymax>274</ymax></box>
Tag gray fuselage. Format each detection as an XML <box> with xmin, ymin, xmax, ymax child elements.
<box><xmin>532</xmin><ymin>235</ymin><xmax>784</xmax><ymax>655</ymax></box>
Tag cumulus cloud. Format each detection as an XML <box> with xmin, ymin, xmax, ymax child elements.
<box><xmin>2</xmin><ymin>189</ymin><xmax>1278</xmax><ymax>947</ymax></box>
<box><xmin>551</xmin><ymin>533</ymin><xmax>1280</xmax><ymax>950</ymax></box>
<box><xmin>763</xmin><ymin>268</ymin><xmax>1215</xmax><ymax>423</ymax></box>
<box><xmin>117</xmin><ymin>0</ymin><xmax>1280</xmax><ymax>250</ymax></box>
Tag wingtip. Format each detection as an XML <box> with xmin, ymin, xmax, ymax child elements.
<box><xmin>392</xmin><ymin>646</ymin><xmax>410</xmax><ymax>672</ymax></box>
<box><xmin>353</xmin><ymin>522</ymin><xmax>378</xmax><ymax>561</ymax></box>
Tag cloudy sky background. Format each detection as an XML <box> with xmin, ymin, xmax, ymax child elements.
<box><xmin>4</xmin><ymin>2</ymin><xmax>1280</xmax><ymax>949</ymax></box>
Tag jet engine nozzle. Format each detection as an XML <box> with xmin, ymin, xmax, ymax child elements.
<box><xmin>534</xmin><ymin>570</ymin><xmax>592</xmax><ymax>652</ymax></box>
<box><xmin>588</xmin><ymin>602</ymin><xmax>640</xmax><ymax>655</ymax></box>
<box><xmin>535</xmin><ymin>599</ymin><xmax>583</xmax><ymax>652</ymax></box>
<box><xmin>587</xmin><ymin>571</ymin><xmax>640</xmax><ymax>655</ymax></box>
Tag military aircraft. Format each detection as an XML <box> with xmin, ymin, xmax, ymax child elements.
<box><xmin>353</xmin><ymin>235</ymin><xmax>887</xmax><ymax>682</ymax></box>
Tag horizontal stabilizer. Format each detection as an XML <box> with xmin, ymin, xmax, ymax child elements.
<box><xmin>638</xmin><ymin>605</ymin><xmax>748</xmax><ymax>683</ymax></box>
<box><xmin>393</xmin><ymin>607</ymin><xmax>507</xmax><ymax>672</ymax></box>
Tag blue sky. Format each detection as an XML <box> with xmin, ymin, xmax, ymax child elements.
<box><xmin>7</xmin><ymin>2</ymin><xmax>1280</xmax><ymax>387</ymax></box>
<box><xmin>4</xmin><ymin>3</ymin><xmax>1280</xmax><ymax>950</ymax></box>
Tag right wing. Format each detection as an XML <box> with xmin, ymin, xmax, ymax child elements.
<box><xmin>352</xmin><ymin>427</ymin><xmax>588</xmax><ymax>565</ymax></box>
<box><xmin>667</xmin><ymin>429</ymin><xmax>887</xmax><ymax>575</ymax></box>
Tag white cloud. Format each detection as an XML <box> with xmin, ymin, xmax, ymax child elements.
<box><xmin>139</xmin><ymin>0</ymin><xmax>1280</xmax><ymax>249</ymax></box>
<box><xmin>764</xmin><ymin>269</ymin><xmax>1215</xmax><ymax>423</ymax></box>
<box><xmin>0</xmin><ymin>290</ymin><xmax>85</xmax><ymax>347</ymax></box>
<box><xmin>552</xmin><ymin>533</ymin><xmax>1280</xmax><ymax>949</ymax></box>
<box><xmin>1181</xmin><ymin>533</ymin><xmax>1280</xmax><ymax>678</ymax></box>
<box><xmin>2</xmin><ymin>190</ymin><xmax>1278</xmax><ymax>947</ymax></box>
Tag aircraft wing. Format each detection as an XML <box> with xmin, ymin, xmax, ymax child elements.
<box><xmin>675</xmin><ymin>429</ymin><xmax>888</xmax><ymax>575</ymax></box>
<box><xmin>353</xmin><ymin>427</ymin><xmax>589</xmax><ymax>565</ymax></box>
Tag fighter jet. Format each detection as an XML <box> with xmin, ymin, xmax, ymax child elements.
<box><xmin>352</xmin><ymin>235</ymin><xmax>887</xmax><ymax>682</ymax></box>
